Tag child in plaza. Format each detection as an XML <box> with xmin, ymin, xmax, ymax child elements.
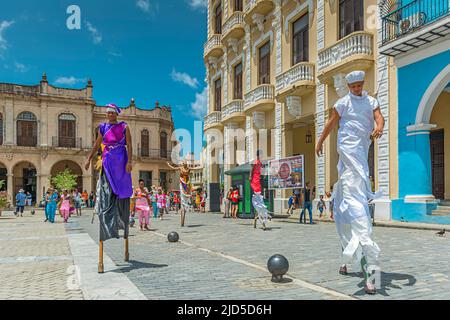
<box><xmin>287</xmin><ymin>193</ymin><xmax>297</xmax><ymax>215</ymax></box>
<box><xmin>157</xmin><ymin>188</ymin><xmax>166</xmax><ymax>220</ymax></box>
<box><xmin>316</xmin><ymin>70</ymin><xmax>385</xmax><ymax>295</ymax></box>
<box><xmin>58</xmin><ymin>190</ymin><xmax>73</xmax><ymax>223</ymax></box>
<box><xmin>134</xmin><ymin>179</ymin><xmax>151</xmax><ymax>231</ymax></box>
<box><xmin>317</xmin><ymin>195</ymin><xmax>327</xmax><ymax>219</ymax></box>
<box><xmin>250</xmin><ymin>150</ymin><xmax>271</xmax><ymax>230</ymax></box>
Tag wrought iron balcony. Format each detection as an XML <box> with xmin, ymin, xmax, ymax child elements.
<box><xmin>380</xmin><ymin>0</ymin><xmax>450</xmax><ymax>56</ymax></box>
<box><xmin>52</xmin><ymin>136</ymin><xmax>83</xmax><ymax>149</ymax></box>
<box><xmin>138</xmin><ymin>147</ymin><xmax>170</xmax><ymax>160</ymax></box>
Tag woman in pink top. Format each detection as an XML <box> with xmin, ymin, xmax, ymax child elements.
<box><xmin>58</xmin><ymin>190</ymin><xmax>73</xmax><ymax>223</ymax></box>
<box><xmin>134</xmin><ymin>179</ymin><xmax>151</xmax><ymax>231</ymax></box>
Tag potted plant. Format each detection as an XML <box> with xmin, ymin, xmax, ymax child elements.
<box><xmin>0</xmin><ymin>180</ymin><xmax>10</xmax><ymax>216</ymax></box>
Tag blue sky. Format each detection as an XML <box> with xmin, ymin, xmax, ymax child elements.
<box><xmin>0</xmin><ymin>0</ymin><xmax>207</xmax><ymax>158</ymax></box>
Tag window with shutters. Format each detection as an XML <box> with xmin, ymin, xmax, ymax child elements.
<box><xmin>258</xmin><ymin>42</ymin><xmax>271</xmax><ymax>85</ymax></box>
<box><xmin>234</xmin><ymin>0</ymin><xmax>243</xmax><ymax>11</ymax></box>
<box><xmin>234</xmin><ymin>63</ymin><xmax>243</xmax><ymax>100</ymax></box>
<box><xmin>141</xmin><ymin>129</ymin><xmax>150</xmax><ymax>157</ymax></box>
<box><xmin>0</xmin><ymin>113</ymin><xmax>3</xmax><ymax>145</ymax></box>
<box><xmin>58</xmin><ymin>114</ymin><xmax>76</xmax><ymax>148</ymax></box>
<box><xmin>215</xmin><ymin>3</ymin><xmax>222</xmax><ymax>34</ymax></box>
<box><xmin>215</xmin><ymin>78</ymin><xmax>222</xmax><ymax>111</ymax></box>
<box><xmin>17</xmin><ymin>112</ymin><xmax>37</xmax><ymax>147</ymax></box>
<box><xmin>339</xmin><ymin>0</ymin><xmax>364</xmax><ymax>39</ymax></box>
<box><xmin>160</xmin><ymin>132</ymin><xmax>168</xmax><ymax>159</ymax></box>
<box><xmin>292</xmin><ymin>14</ymin><xmax>309</xmax><ymax>65</ymax></box>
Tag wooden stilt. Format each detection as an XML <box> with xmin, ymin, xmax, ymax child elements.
<box><xmin>181</xmin><ymin>211</ymin><xmax>185</xmax><ymax>227</ymax></box>
<box><xmin>124</xmin><ymin>237</ymin><xmax>129</xmax><ymax>262</ymax></box>
<box><xmin>253</xmin><ymin>215</ymin><xmax>258</xmax><ymax>229</ymax></box>
<box><xmin>98</xmin><ymin>240</ymin><xmax>104</xmax><ymax>274</ymax></box>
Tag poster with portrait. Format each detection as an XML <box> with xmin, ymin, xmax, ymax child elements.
<box><xmin>268</xmin><ymin>155</ymin><xmax>305</xmax><ymax>190</ymax></box>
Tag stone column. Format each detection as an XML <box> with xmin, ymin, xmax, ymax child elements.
<box><xmin>40</xmin><ymin>100</ymin><xmax>48</xmax><ymax>147</ymax></box>
<box><xmin>402</xmin><ymin>124</ymin><xmax>436</xmax><ymax>202</ymax></box>
<box><xmin>224</xmin><ymin>122</ymin><xmax>238</xmax><ymax>194</ymax></box>
<box><xmin>83</xmin><ymin>174</ymin><xmax>93</xmax><ymax>194</ymax></box>
<box><xmin>4</xmin><ymin>99</ymin><xmax>14</xmax><ymax>146</ymax></box>
<box><xmin>7</xmin><ymin>173</ymin><xmax>13</xmax><ymax>205</ymax></box>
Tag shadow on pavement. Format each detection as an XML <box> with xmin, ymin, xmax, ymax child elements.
<box><xmin>351</xmin><ymin>271</ymin><xmax>417</xmax><ymax>297</ymax></box>
<box><xmin>186</xmin><ymin>224</ymin><xmax>205</xmax><ymax>228</ymax></box>
<box><xmin>113</xmin><ymin>260</ymin><xmax>168</xmax><ymax>273</ymax></box>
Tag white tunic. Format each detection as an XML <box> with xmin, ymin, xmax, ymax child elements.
<box><xmin>332</xmin><ymin>91</ymin><xmax>382</xmax><ymax>225</ymax></box>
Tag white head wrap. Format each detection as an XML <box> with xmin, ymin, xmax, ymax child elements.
<box><xmin>345</xmin><ymin>71</ymin><xmax>365</xmax><ymax>84</ymax></box>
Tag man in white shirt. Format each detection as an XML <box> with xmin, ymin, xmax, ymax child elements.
<box><xmin>315</xmin><ymin>70</ymin><xmax>385</xmax><ymax>295</ymax></box>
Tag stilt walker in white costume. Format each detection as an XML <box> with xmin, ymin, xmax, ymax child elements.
<box><xmin>250</xmin><ymin>150</ymin><xmax>271</xmax><ymax>230</ymax></box>
<box><xmin>315</xmin><ymin>71</ymin><xmax>385</xmax><ymax>295</ymax></box>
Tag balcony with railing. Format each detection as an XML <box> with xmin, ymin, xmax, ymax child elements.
<box><xmin>221</xmin><ymin>100</ymin><xmax>245</xmax><ymax>124</ymax></box>
<box><xmin>244</xmin><ymin>0</ymin><xmax>275</xmax><ymax>21</ymax></box>
<box><xmin>138</xmin><ymin>147</ymin><xmax>170</xmax><ymax>160</ymax></box>
<box><xmin>52</xmin><ymin>136</ymin><xmax>83</xmax><ymax>149</ymax></box>
<box><xmin>204</xmin><ymin>34</ymin><xmax>225</xmax><ymax>59</ymax></box>
<box><xmin>222</xmin><ymin>11</ymin><xmax>245</xmax><ymax>43</ymax></box>
<box><xmin>244</xmin><ymin>84</ymin><xmax>275</xmax><ymax>113</ymax></box>
<box><xmin>317</xmin><ymin>31</ymin><xmax>374</xmax><ymax>83</ymax></box>
<box><xmin>380</xmin><ymin>0</ymin><xmax>450</xmax><ymax>56</ymax></box>
<box><xmin>275</xmin><ymin>62</ymin><xmax>316</xmax><ymax>102</ymax></box>
<box><xmin>203</xmin><ymin>111</ymin><xmax>223</xmax><ymax>131</ymax></box>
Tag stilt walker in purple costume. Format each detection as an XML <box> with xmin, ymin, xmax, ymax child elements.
<box><xmin>85</xmin><ymin>103</ymin><xmax>133</xmax><ymax>273</ymax></box>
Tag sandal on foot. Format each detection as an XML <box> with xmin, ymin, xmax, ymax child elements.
<box><xmin>339</xmin><ymin>266</ymin><xmax>348</xmax><ymax>275</ymax></box>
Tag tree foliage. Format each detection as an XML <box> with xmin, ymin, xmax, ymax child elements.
<box><xmin>51</xmin><ymin>169</ymin><xmax>78</xmax><ymax>192</ymax></box>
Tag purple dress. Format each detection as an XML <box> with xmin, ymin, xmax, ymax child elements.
<box><xmin>99</xmin><ymin>122</ymin><xmax>132</xmax><ymax>199</ymax></box>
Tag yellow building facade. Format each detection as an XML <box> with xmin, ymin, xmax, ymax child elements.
<box><xmin>0</xmin><ymin>74</ymin><xmax>177</xmax><ymax>205</ymax></box>
<box><xmin>203</xmin><ymin>0</ymin><xmax>397</xmax><ymax>219</ymax></box>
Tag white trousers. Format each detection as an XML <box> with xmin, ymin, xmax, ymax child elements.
<box><xmin>336</xmin><ymin>214</ymin><xmax>380</xmax><ymax>273</ymax></box>
<box><xmin>252</xmin><ymin>193</ymin><xmax>269</xmax><ymax>226</ymax></box>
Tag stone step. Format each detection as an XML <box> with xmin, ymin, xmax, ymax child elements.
<box><xmin>438</xmin><ymin>200</ymin><xmax>450</xmax><ymax>206</ymax></box>
<box><xmin>437</xmin><ymin>206</ymin><xmax>450</xmax><ymax>211</ymax></box>
<box><xmin>431</xmin><ymin>210</ymin><xmax>450</xmax><ymax>216</ymax></box>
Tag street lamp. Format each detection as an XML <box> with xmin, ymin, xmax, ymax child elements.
<box><xmin>305</xmin><ymin>127</ymin><xmax>312</xmax><ymax>144</ymax></box>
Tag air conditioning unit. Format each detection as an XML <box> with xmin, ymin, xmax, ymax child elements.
<box><xmin>398</xmin><ymin>12</ymin><xmax>426</xmax><ymax>34</ymax></box>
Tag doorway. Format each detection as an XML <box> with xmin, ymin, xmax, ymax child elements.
<box><xmin>430</xmin><ymin>129</ymin><xmax>445</xmax><ymax>200</ymax></box>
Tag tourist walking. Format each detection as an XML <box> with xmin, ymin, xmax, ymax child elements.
<box><xmin>151</xmin><ymin>191</ymin><xmax>158</xmax><ymax>218</ymax></box>
<box><xmin>223</xmin><ymin>187</ymin><xmax>232</xmax><ymax>218</ymax></box>
<box><xmin>287</xmin><ymin>192</ymin><xmax>297</xmax><ymax>215</ymax></box>
<box><xmin>25</xmin><ymin>191</ymin><xmax>32</xmax><ymax>207</ymax></box>
<box><xmin>299</xmin><ymin>182</ymin><xmax>315</xmax><ymax>224</ymax></box>
<box><xmin>230</xmin><ymin>186</ymin><xmax>240</xmax><ymax>219</ymax></box>
<box><xmin>46</xmin><ymin>189</ymin><xmax>59</xmax><ymax>223</ymax></box>
<box><xmin>73</xmin><ymin>190</ymin><xmax>82</xmax><ymax>216</ymax></box>
<box><xmin>15</xmin><ymin>189</ymin><xmax>27</xmax><ymax>217</ymax></box>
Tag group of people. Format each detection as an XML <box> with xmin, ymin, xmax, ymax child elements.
<box><xmin>42</xmin><ymin>188</ymin><xmax>85</xmax><ymax>223</ymax></box>
<box><xmin>286</xmin><ymin>186</ymin><xmax>335</xmax><ymax>224</ymax></box>
<box><xmin>222</xmin><ymin>186</ymin><xmax>241</xmax><ymax>219</ymax></box>
<box><xmin>86</xmin><ymin>69</ymin><xmax>385</xmax><ymax>294</ymax></box>
<box><xmin>130</xmin><ymin>182</ymin><xmax>183</xmax><ymax>231</ymax></box>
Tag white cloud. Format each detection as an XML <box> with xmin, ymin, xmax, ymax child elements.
<box><xmin>171</xmin><ymin>68</ymin><xmax>199</xmax><ymax>89</ymax></box>
<box><xmin>190</xmin><ymin>87</ymin><xmax>208</xmax><ymax>120</ymax></box>
<box><xmin>0</xmin><ymin>21</ymin><xmax>14</xmax><ymax>53</ymax></box>
<box><xmin>187</xmin><ymin>0</ymin><xmax>208</xmax><ymax>11</ymax></box>
<box><xmin>86</xmin><ymin>21</ymin><xmax>102</xmax><ymax>44</ymax></box>
<box><xmin>136</xmin><ymin>0</ymin><xmax>159</xmax><ymax>14</ymax></box>
<box><xmin>14</xmin><ymin>62</ymin><xmax>27</xmax><ymax>73</ymax></box>
<box><xmin>54</xmin><ymin>76</ymin><xmax>87</xmax><ymax>86</ymax></box>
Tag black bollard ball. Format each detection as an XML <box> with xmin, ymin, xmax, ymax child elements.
<box><xmin>267</xmin><ymin>254</ymin><xmax>289</xmax><ymax>283</ymax></box>
<box><xmin>168</xmin><ymin>232</ymin><xmax>179</xmax><ymax>243</ymax></box>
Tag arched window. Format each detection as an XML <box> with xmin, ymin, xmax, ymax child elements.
<box><xmin>160</xmin><ymin>132</ymin><xmax>168</xmax><ymax>159</ymax></box>
<box><xmin>17</xmin><ymin>112</ymin><xmax>37</xmax><ymax>147</ymax></box>
<box><xmin>58</xmin><ymin>114</ymin><xmax>76</xmax><ymax>148</ymax></box>
<box><xmin>141</xmin><ymin>129</ymin><xmax>149</xmax><ymax>157</ymax></box>
<box><xmin>0</xmin><ymin>113</ymin><xmax>3</xmax><ymax>145</ymax></box>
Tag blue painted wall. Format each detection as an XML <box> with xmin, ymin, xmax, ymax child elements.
<box><xmin>395</xmin><ymin>49</ymin><xmax>450</xmax><ymax>224</ymax></box>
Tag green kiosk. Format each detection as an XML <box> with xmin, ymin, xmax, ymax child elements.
<box><xmin>224</xmin><ymin>162</ymin><xmax>274</xmax><ymax>219</ymax></box>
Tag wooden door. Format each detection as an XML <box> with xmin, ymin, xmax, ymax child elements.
<box><xmin>430</xmin><ymin>129</ymin><xmax>445</xmax><ymax>200</ymax></box>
